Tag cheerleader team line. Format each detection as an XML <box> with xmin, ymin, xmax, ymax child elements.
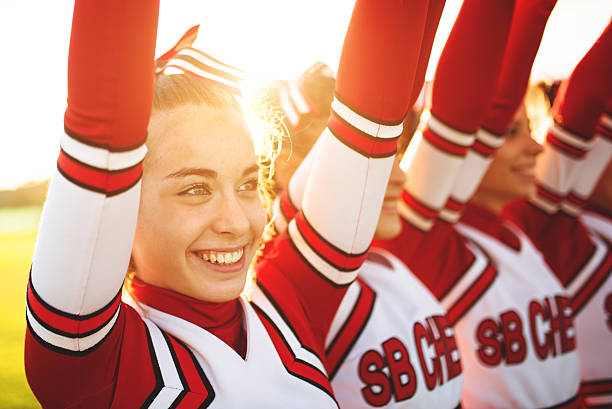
<box><xmin>24</xmin><ymin>0</ymin><xmax>611</xmax><ymax>408</ymax></box>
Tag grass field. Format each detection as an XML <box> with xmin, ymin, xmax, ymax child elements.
<box><xmin>0</xmin><ymin>207</ymin><xmax>41</xmax><ymax>408</ymax></box>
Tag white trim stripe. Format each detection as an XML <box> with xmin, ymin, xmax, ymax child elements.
<box><xmin>250</xmin><ymin>285</ymin><xmax>328</xmax><ymax>375</ymax></box>
<box><xmin>476</xmin><ymin>128</ymin><xmax>505</xmax><ymax>149</ymax></box>
<box><xmin>550</xmin><ymin>123</ymin><xmax>594</xmax><ymax>151</ymax></box>
<box><xmin>439</xmin><ymin>241</ymin><xmax>489</xmax><ymax>311</ymax></box>
<box><xmin>289</xmin><ymin>81</ymin><xmax>311</xmax><ymax>115</ymax></box>
<box><xmin>143</xmin><ymin>319</ymin><xmax>184</xmax><ymax>390</ymax></box>
<box><xmin>60</xmin><ymin>133</ymin><xmax>147</xmax><ymax>171</ymax></box>
<box><xmin>26</xmin><ymin>304</ymin><xmax>120</xmax><ymax>352</ymax></box>
<box><xmin>397</xmin><ymin>200</ymin><xmax>434</xmax><ymax>232</ymax></box>
<box><xmin>163</xmin><ymin>59</ymin><xmax>240</xmax><ymax>91</ymax></box>
<box><xmin>584</xmin><ymin>393</ymin><xmax>612</xmax><ymax>406</ymax></box>
<box><xmin>600</xmin><ymin>113</ymin><xmax>612</xmax><ymax>131</ymax></box>
<box><xmin>279</xmin><ymin>86</ymin><xmax>301</xmax><ymax>128</ymax></box>
<box><xmin>427</xmin><ymin>115</ymin><xmax>475</xmax><ymax>147</ymax></box>
<box><xmin>331</xmin><ymin>98</ymin><xmax>402</xmax><ymax>139</ymax></box>
<box><xmin>168</xmin><ymin>48</ymin><xmax>245</xmax><ymax>80</ymax></box>
<box><xmin>148</xmin><ymin>387</ymin><xmax>183</xmax><ymax>409</ymax></box>
<box><xmin>529</xmin><ymin>195</ymin><xmax>559</xmax><ymax>214</ymax></box>
<box><xmin>324</xmin><ymin>281</ymin><xmax>361</xmax><ymax>348</ymax></box>
<box><xmin>288</xmin><ymin>220</ymin><xmax>357</xmax><ymax>286</ymax></box>
<box><xmin>439</xmin><ymin>207</ymin><xmax>460</xmax><ymax>224</ymax></box>
<box><xmin>560</xmin><ymin>201</ymin><xmax>581</xmax><ymax>217</ymax></box>
<box><xmin>566</xmin><ymin>233</ymin><xmax>607</xmax><ymax>296</ymax></box>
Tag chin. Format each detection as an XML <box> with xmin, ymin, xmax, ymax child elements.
<box><xmin>374</xmin><ymin>214</ymin><xmax>402</xmax><ymax>240</ymax></box>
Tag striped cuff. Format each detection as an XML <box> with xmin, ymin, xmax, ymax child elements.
<box><xmin>424</xmin><ymin>115</ymin><xmax>475</xmax><ymax>157</ymax></box>
<box><xmin>560</xmin><ymin>192</ymin><xmax>588</xmax><ymax>217</ymax></box>
<box><xmin>546</xmin><ymin>123</ymin><xmax>594</xmax><ymax>159</ymax></box>
<box><xmin>26</xmin><ymin>276</ymin><xmax>121</xmax><ymax>355</ymax></box>
<box><xmin>472</xmin><ymin>127</ymin><xmax>505</xmax><ymax>157</ymax></box>
<box><xmin>581</xmin><ymin>378</ymin><xmax>612</xmax><ymax>408</ymax></box>
<box><xmin>399</xmin><ymin>189</ymin><xmax>439</xmax><ymax>232</ymax></box>
<box><xmin>287</xmin><ymin>211</ymin><xmax>367</xmax><ymax>287</ymax></box>
<box><xmin>596</xmin><ymin>112</ymin><xmax>612</xmax><ymax>142</ymax></box>
<box><xmin>58</xmin><ymin>129</ymin><xmax>146</xmax><ymax>196</ymax></box>
<box><xmin>531</xmin><ymin>184</ymin><xmax>566</xmax><ymax>214</ymax></box>
<box><xmin>328</xmin><ymin>95</ymin><xmax>402</xmax><ymax>158</ymax></box>
<box><xmin>439</xmin><ymin>197</ymin><xmax>466</xmax><ymax>224</ymax></box>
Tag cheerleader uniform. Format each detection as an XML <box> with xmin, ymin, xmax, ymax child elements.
<box><xmin>266</xmin><ymin>1</ymin><xmax>468</xmax><ymax>406</ymax></box>
<box><xmin>503</xmin><ymin>22</ymin><xmax>612</xmax><ymax>408</ymax></box>
<box><xmin>383</xmin><ymin>0</ymin><xmax>582</xmax><ymax>407</ymax></box>
<box><xmin>23</xmin><ymin>0</ymin><xmax>427</xmax><ymax>407</ymax></box>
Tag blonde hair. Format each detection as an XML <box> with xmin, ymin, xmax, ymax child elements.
<box><xmin>525</xmin><ymin>80</ymin><xmax>555</xmax><ymax>144</ymax></box>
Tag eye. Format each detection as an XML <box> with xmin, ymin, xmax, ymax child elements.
<box><xmin>238</xmin><ymin>178</ymin><xmax>259</xmax><ymax>193</ymax></box>
<box><xmin>505</xmin><ymin>125</ymin><xmax>519</xmax><ymax>138</ymax></box>
<box><xmin>180</xmin><ymin>184</ymin><xmax>211</xmax><ymax>196</ymax></box>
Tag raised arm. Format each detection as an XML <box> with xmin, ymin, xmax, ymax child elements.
<box><xmin>440</xmin><ymin>0</ymin><xmax>557</xmax><ymax>223</ymax></box>
<box><xmin>25</xmin><ymin>0</ymin><xmax>159</xmax><ymax>405</ymax></box>
<box><xmin>273</xmin><ymin>0</ymin><xmax>445</xmax><ymax>235</ymax></box>
<box><xmin>255</xmin><ymin>0</ymin><xmax>437</xmax><ymax>350</ymax></box>
<box><xmin>504</xmin><ymin>21</ymin><xmax>612</xmax><ymax>285</ymax></box>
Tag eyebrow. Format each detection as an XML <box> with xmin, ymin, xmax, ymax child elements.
<box><xmin>242</xmin><ymin>164</ymin><xmax>260</xmax><ymax>177</ymax></box>
<box><xmin>165</xmin><ymin>164</ymin><xmax>259</xmax><ymax>179</ymax></box>
<box><xmin>165</xmin><ymin>168</ymin><xmax>217</xmax><ymax>179</ymax></box>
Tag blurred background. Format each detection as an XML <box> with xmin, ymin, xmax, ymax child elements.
<box><xmin>0</xmin><ymin>0</ymin><xmax>610</xmax><ymax>407</ymax></box>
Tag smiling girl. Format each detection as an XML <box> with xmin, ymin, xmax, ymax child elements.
<box><xmin>24</xmin><ymin>0</ymin><xmax>437</xmax><ymax>408</ymax></box>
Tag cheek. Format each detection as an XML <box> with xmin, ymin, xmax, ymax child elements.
<box><xmin>249</xmin><ymin>199</ymin><xmax>267</xmax><ymax>238</ymax></box>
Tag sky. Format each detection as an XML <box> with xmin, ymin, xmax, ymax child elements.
<box><xmin>0</xmin><ymin>0</ymin><xmax>610</xmax><ymax>190</ymax></box>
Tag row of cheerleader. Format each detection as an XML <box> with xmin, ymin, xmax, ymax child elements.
<box><xmin>24</xmin><ymin>0</ymin><xmax>611</xmax><ymax>408</ymax></box>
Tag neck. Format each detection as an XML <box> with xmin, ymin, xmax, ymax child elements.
<box><xmin>470</xmin><ymin>190</ymin><xmax>504</xmax><ymax>215</ymax></box>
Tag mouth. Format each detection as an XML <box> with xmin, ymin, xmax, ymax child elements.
<box><xmin>193</xmin><ymin>246</ymin><xmax>247</xmax><ymax>272</ymax></box>
<box><xmin>512</xmin><ymin>166</ymin><xmax>535</xmax><ymax>181</ymax></box>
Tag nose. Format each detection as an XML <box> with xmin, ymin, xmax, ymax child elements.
<box><xmin>211</xmin><ymin>190</ymin><xmax>251</xmax><ymax>237</ymax></box>
<box><xmin>525</xmin><ymin>134</ymin><xmax>544</xmax><ymax>157</ymax></box>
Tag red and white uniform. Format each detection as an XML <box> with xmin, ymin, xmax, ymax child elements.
<box><xmin>378</xmin><ymin>2</ymin><xmax>583</xmax><ymax>407</ymax></box>
<box><xmin>503</xmin><ymin>23</ymin><xmax>612</xmax><ymax>409</ymax></box>
<box><xmin>455</xmin><ymin>206</ymin><xmax>581</xmax><ymax>409</ymax></box>
<box><xmin>267</xmin><ymin>1</ymin><xmax>465</xmax><ymax>406</ymax></box>
<box><xmin>24</xmin><ymin>0</ymin><xmax>434</xmax><ymax>407</ymax></box>
<box><xmin>572</xmin><ymin>211</ymin><xmax>612</xmax><ymax>408</ymax></box>
<box><xmin>323</xmin><ymin>249</ymin><xmax>462</xmax><ymax>409</ymax></box>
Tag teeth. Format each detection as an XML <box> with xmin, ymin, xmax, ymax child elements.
<box><xmin>199</xmin><ymin>248</ymin><xmax>244</xmax><ymax>265</ymax></box>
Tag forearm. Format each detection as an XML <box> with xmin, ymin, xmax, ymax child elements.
<box><xmin>29</xmin><ymin>0</ymin><xmax>159</xmax><ymax>350</ymax></box>
<box><xmin>402</xmin><ymin>0</ymin><xmax>515</xmax><ymax>230</ymax></box>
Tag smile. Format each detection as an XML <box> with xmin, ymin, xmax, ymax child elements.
<box><xmin>198</xmin><ymin>248</ymin><xmax>244</xmax><ymax>265</ymax></box>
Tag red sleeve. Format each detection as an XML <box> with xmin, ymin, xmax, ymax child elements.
<box><xmin>441</xmin><ymin>0</ymin><xmax>557</xmax><ymax>221</ymax></box>
<box><xmin>481</xmin><ymin>0</ymin><xmax>557</xmax><ymax>136</ymax></box>
<box><xmin>257</xmin><ymin>0</ymin><xmax>444</xmax><ymax>352</ymax></box>
<box><xmin>402</xmin><ymin>0</ymin><xmax>516</xmax><ymax>231</ymax></box>
<box><xmin>532</xmin><ymin>22</ymin><xmax>612</xmax><ymax>211</ymax></box>
<box><xmin>25</xmin><ymin>302</ymin><xmax>162</xmax><ymax>408</ymax></box>
<box><xmin>26</xmin><ymin>0</ymin><xmax>159</xmax><ymax>405</ymax></box>
<box><xmin>503</xmin><ymin>22</ymin><xmax>612</xmax><ymax>284</ymax></box>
